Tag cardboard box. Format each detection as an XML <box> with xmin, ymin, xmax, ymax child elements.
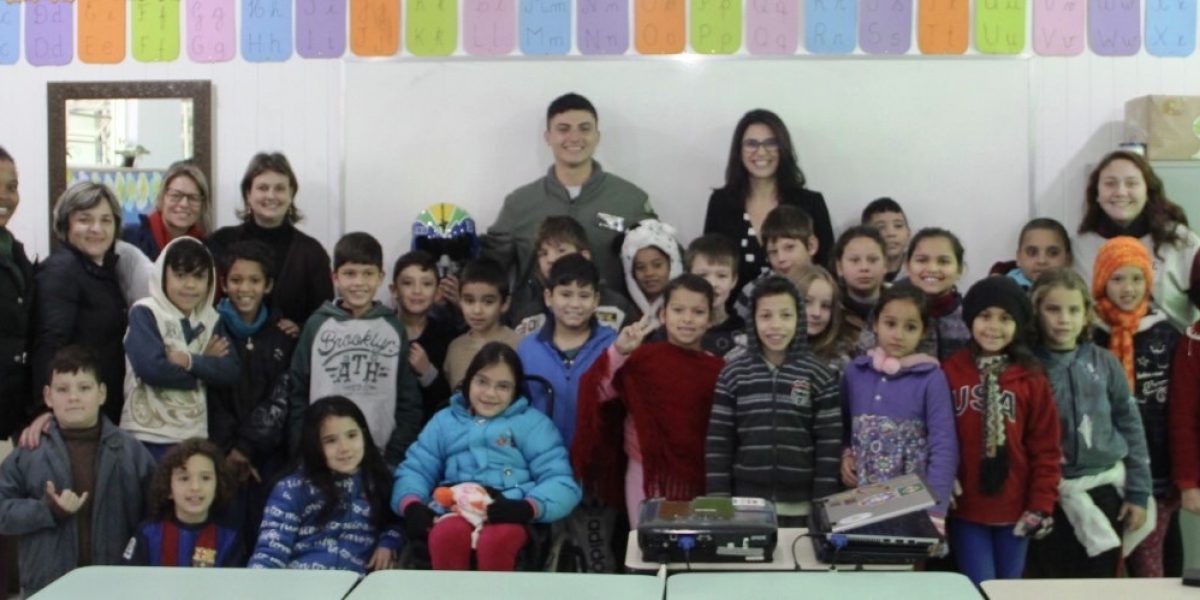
<box><xmin>1125</xmin><ymin>95</ymin><xmax>1200</xmax><ymax>160</ymax></box>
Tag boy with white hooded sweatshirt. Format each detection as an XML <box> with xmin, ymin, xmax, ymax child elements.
<box><xmin>121</xmin><ymin>236</ymin><xmax>239</xmax><ymax>459</ymax></box>
<box><xmin>619</xmin><ymin>219</ymin><xmax>683</xmax><ymax>329</ymax></box>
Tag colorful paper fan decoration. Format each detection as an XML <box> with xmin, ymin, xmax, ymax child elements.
<box><xmin>412</xmin><ymin>203</ymin><xmax>481</xmax><ymax>277</ymax></box>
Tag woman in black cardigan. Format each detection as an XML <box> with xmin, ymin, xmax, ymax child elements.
<box><xmin>703</xmin><ymin>109</ymin><xmax>833</xmax><ymax>302</ymax></box>
<box><xmin>208</xmin><ymin>152</ymin><xmax>333</xmax><ymax>334</ymax></box>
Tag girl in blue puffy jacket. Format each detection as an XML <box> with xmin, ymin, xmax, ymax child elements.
<box><xmin>393</xmin><ymin>342</ymin><xmax>581</xmax><ymax>571</ymax></box>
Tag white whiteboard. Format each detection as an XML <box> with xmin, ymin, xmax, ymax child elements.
<box><xmin>344</xmin><ymin>58</ymin><xmax>1031</xmax><ymax>286</ymax></box>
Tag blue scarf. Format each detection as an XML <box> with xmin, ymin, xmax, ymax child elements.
<box><xmin>216</xmin><ymin>298</ymin><xmax>268</xmax><ymax>341</ymax></box>
<box><xmin>1005</xmin><ymin>267</ymin><xmax>1033</xmax><ymax>291</ymax></box>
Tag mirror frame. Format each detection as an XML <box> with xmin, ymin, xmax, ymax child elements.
<box><xmin>46</xmin><ymin>80</ymin><xmax>213</xmax><ymax>240</ymax></box>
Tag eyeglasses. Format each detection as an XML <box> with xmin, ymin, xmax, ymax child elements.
<box><xmin>470</xmin><ymin>374</ymin><xmax>515</xmax><ymax>395</ymax></box>
<box><xmin>742</xmin><ymin>138</ymin><xmax>780</xmax><ymax>153</ymax></box>
<box><xmin>164</xmin><ymin>189</ymin><xmax>203</xmax><ymax>206</ymax></box>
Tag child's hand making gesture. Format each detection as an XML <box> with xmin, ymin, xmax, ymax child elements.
<box><xmin>615</xmin><ymin>314</ymin><xmax>655</xmax><ymax>356</ymax></box>
<box><xmin>44</xmin><ymin>481</ymin><xmax>88</xmax><ymax>516</ymax></box>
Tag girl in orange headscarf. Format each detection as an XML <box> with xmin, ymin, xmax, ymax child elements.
<box><xmin>1091</xmin><ymin>236</ymin><xmax>1182</xmax><ymax>577</ymax></box>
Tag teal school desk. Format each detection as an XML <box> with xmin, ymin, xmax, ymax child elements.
<box><xmin>981</xmin><ymin>577</ymin><xmax>1199</xmax><ymax>600</ymax></box>
<box><xmin>665</xmin><ymin>571</ymin><xmax>980</xmax><ymax>600</ymax></box>
<box><xmin>347</xmin><ymin>570</ymin><xmax>664</xmax><ymax>600</ymax></box>
<box><xmin>28</xmin><ymin>566</ymin><xmax>359</xmax><ymax>600</ymax></box>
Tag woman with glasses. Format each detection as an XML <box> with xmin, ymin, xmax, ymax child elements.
<box><xmin>122</xmin><ymin>161</ymin><xmax>211</xmax><ymax>260</ymax></box>
<box><xmin>703</xmin><ymin>109</ymin><xmax>834</xmax><ymax>302</ymax></box>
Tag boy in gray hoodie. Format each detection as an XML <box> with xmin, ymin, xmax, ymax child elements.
<box><xmin>287</xmin><ymin>233</ymin><xmax>422</xmax><ymax>467</ymax></box>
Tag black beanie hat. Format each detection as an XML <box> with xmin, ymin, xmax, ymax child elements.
<box><xmin>963</xmin><ymin>276</ymin><xmax>1032</xmax><ymax>331</ymax></box>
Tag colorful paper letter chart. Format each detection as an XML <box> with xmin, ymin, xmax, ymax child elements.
<box><xmin>578</xmin><ymin>0</ymin><xmax>629</xmax><ymax>54</ymax></box>
<box><xmin>747</xmin><ymin>0</ymin><xmax>799</xmax><ymax>54</ymax></box>
<box><xmin>243</xmin><ymin>0</ymin><xmax>292</xmax><ymax>61</ymax></box>
<box><xmin>1033</xmin><ymin>0</ymin><xmax>1085</xmax><ymax>55</ymax></box>
<box><xmin>189</xmin><ymin>0</ymin><xmax>237</xmax><ymax>62</ymax></box>
<box><xmin>1090</xmin><ymin>0</ymin><xmax>1140</xmax><ymax>55</ymax></box>
<box><xmin>7</xmin><ymin>0</ymin><xmax>1200</xmax><ymax>65</ymax></box>
<box><xmin>636</xmin><ymin>0</ymin><xmax>686</xmax><ymax>53</ymax></box>
<box><xmin>79</xmin><ymin>0</ymin><xmax>125</xmax><ymax>64</ymax></box>
<box><xmin>860</xmin><ymin>0</ymin><xmax>912</xmax><ymax>54</ymax></box>
<box><xmin>297</xmin><ymin>0</ymin><xmax>347</xmax><ymax>58</ymax></box>
<box><xmin>464</xmin><ymin>0</ymin><xmax>516</xmax><ymax>55</ymax></box>
<box><xmin>1146</xmin><ymin>0</ymin><xmax>1196</xmax><ymax>57</ymax></box>
<box><xmin>133</xmin><ymin>0</ymin><xmax>181</xmax><ymax>62</ymax></box>
<box><xmin>351</xmin><ymin>0</ymin><xmax>402</xmax><ymax>56</ymax></box>
<box><xmin>919</xmin><ymin>0</ymin><xmax>969</xmax><ymax>54</ymax></box>
<box><xmin>976</xmin><ymin>0</ymin><xmax>1025</xmax><ymax>54</ymax></box>
<box><xmin>805</xmin><ymin>0</ymin><xmax>855</xmax><ymax>53</ymax></box>
<box><xmin>408</xmin><ymin>0</ymin><xmax>458</xmax><ymax>55</ymax></box>
<box><xmin>521</xmin><ymin>0</ymin><xmax>571</xmax><ymax>54</ymax></box>
<box><xmin>691</xmin><ymin>0</ymin><xmax>742</xmax><ymax>53</ymax></box>
<box><xmin>26</xmin><ymin>0</ymin><xmax>72</xmax><ymax>66</ymax></box>
<box><xmin>0</xmin><ymin>2</ymin><xmax>17</xmax><ymax>65</ymax></box>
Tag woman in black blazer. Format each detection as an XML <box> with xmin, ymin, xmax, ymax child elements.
<box><xmin>703</xmin><ymin>109</ymin><xmax>834</xmax><ymax>302</ymax></box>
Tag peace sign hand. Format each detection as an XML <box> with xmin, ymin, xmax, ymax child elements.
<box><xmin>615</xmin><ymin>314</ymin><xmax>655</xmax><ymax>356</ymax></box>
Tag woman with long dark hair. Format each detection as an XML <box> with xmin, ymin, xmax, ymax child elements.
<box><xmin>248</xmin><ymin>396</ymin><xmax>400</xmax><ymax>573</ymax></box>
<box><xmin>703</xmin><ymin>109</ymin><xmax>834</xmax><ymax>301</ymax></box>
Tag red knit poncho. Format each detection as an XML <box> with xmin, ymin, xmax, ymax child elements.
<box><xmin>573</xmin><ymin>342</ymin><xmax>724</xmax><ymax>508</ymax></box>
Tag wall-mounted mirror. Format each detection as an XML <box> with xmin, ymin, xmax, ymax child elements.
<box><xmin>47</xmin><ymin>80</ymin><xmax>212</xmax><ymax>239</ymax></box>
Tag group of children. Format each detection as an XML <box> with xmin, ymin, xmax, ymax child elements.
<box><xmin>1</xmin><ymin>149</ymin><xmax>1199</xmax><ymax>594</ymax></box>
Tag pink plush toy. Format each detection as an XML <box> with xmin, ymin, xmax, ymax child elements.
<box><xmin>433</xmin><ymin>482</ymin><xmax>494</xmax><ymax>548</ymax></box>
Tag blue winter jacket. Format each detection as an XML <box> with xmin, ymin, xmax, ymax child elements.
<box><xmin>516</xmin><ymin>316</ymin><xmax>617</xmax><ymax>446</ymax></box>
<box><xmin>392</xmin><ymin>393</ymin><xmax>581</xmax><ymax>523</ymax></box>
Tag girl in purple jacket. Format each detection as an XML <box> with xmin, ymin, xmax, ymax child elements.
<box><xmin>840</xmin><ymin>282</ymin><xmax>959</xmax><ymax>522</ymax></box>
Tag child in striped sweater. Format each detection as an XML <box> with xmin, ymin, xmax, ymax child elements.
<box><xmin>705</xmin><ymin>275</ymin><xmax>842</xmax><ymax>525</ymax></box>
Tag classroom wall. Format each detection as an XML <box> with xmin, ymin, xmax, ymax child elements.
<box><xmin>343</xmin><ymin>58</ymin><xmax>1032</xmax><ymax>288</ymax></box>
<box><xmin>1032</xmin><ymin>55</ymin><xmax>1200</xmax><ymax>232</ymax></box>
<box><xmin>1</xmin><ymin>60</ymin><xmax>343</xmax><ymax>261</ymax></box>
<box><xmin>4</xmin><ymin>50</ymin><xmax>1200</xmax><ymax>269</ymax></box>
<box><xmin>1</xmin><ymin>17</ymin><xmax>1199</xmax><ymax>571</ymax></box>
